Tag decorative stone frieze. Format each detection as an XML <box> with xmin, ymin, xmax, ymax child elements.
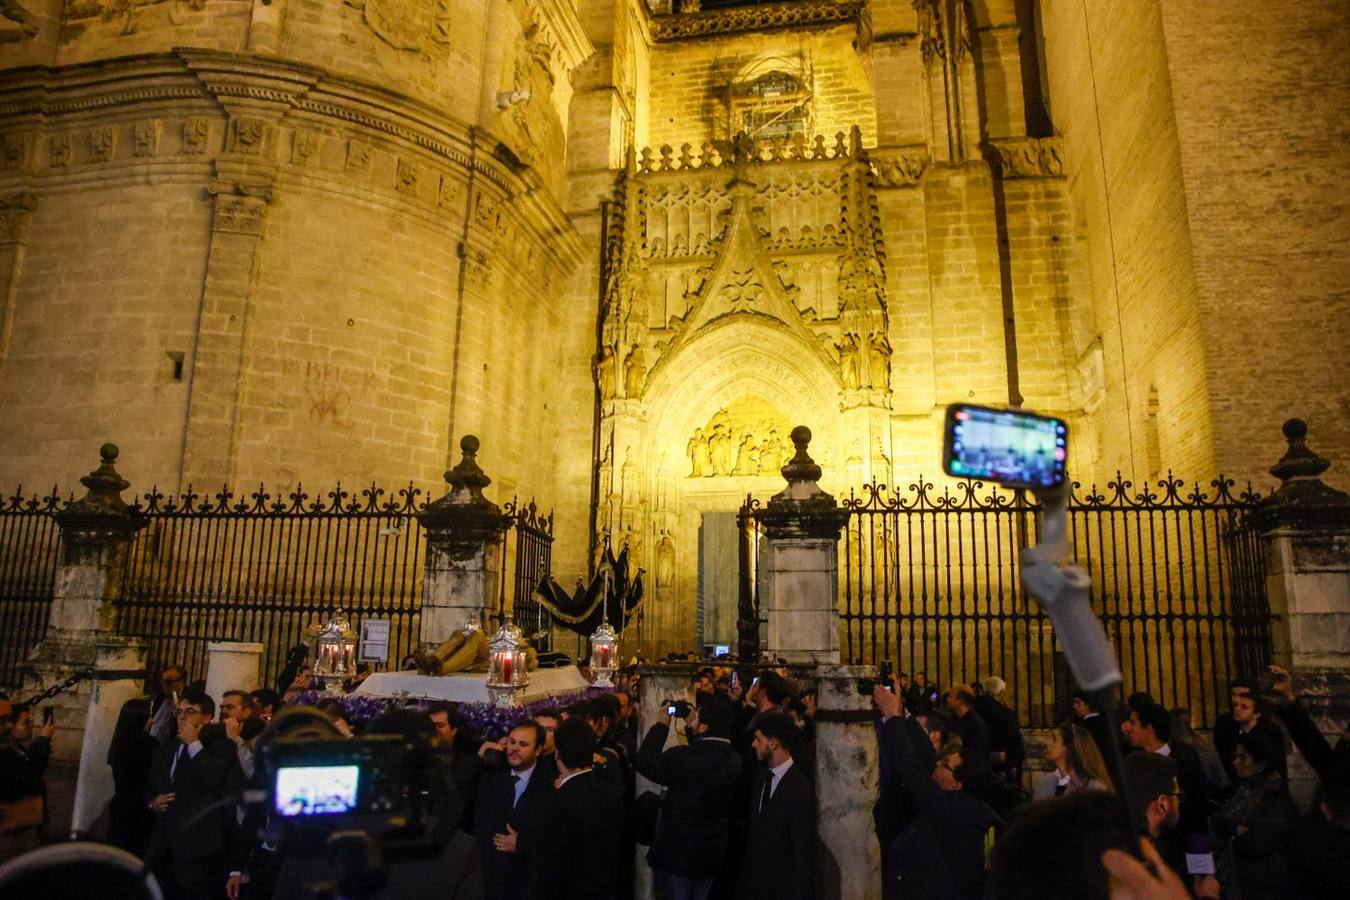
<box><xmin>649</xmin><ymin>1</ymin><xmax>862</xmax><ymax>42</ymax></box>
<box><xmin>209</xmin><ymin>182</ymin><xmax>272</xmax><ymax>237</ymax></box>
<box><xmin>132</xmin><ymin>119</ymin><xmax>161</xmax><ymax>157</ymax></box>
<box><xmin>343</xmin><ymin>0</ymin><xmax>453</xmax><ymax>54</ymax></box>
<box><xmin>1</xmin><ymin>131</ymin><xmax>33</xmax><ymax>171</ymax></box>
<box><xmin>986</xmin><ymin>136</ymin><xmax>1066</xmax><ymax>179</ymax></box>
<box><xmin>869</xmin><ymin>146</ymin><xmax>929</xmax><ymax>187</ymax></box>
<box><xmin>0</xmin><ymin>192</ymin><xmax>36</xmax><ymax>244</ymax></box>
<box><xmin>48</xmin><ymin>133</ymin><xmax>73</xmax><ymax>167</ymax></box>
<box><xmin>88</xmin><ymin>125</ymin><xmax>116</xmax><ymax>162</ymax></box>
<box><xmin>183</xmin><ymin>116</ymin><xmax>209</xmax><ymax>153</ymax></box>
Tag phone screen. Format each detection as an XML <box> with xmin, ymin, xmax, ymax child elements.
<box><xmin>943</xmin><ymin>404</ymin><xmax>1067</xmax><ymax>489</ymax></box>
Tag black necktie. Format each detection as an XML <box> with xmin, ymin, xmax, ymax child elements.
<box><xmin>510</xmin><ymin>774</ymin><xmax>521</xmax><ymax>807</ymax></box>
<box><xmin>759</xmin><ymin>774</ymin><xmax>771</xmax><ymax>814</ymax></box>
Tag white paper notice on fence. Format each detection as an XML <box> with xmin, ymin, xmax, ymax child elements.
<box><xmin>359</xmin><ymin>619</ymin><xmax>391</xmax><ymax>663</ymax></box>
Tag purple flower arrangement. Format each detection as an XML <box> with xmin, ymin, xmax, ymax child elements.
<box><xmin>290</xmin><ymin>686</ymin><xmax>614</xmax><ymax>741</ymax></box>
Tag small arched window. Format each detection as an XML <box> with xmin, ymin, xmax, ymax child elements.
<box><xmin>730</xmin><ymin>69</ymin><xmax>811</xmax><ymax>141</ymax></box>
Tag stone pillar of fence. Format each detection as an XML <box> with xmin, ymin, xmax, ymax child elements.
<box><xmin>25</xmin><ymin>443</ymin><xmax>141</xmax><ymax>763</ymax></box>
<box><xmin>415</xmin><ymin>435</ymin><xmax>509</xmax><ymax>644</ymax></box>
<box><xmin>1250</xmin><ymin>418</ymin><xmax>1350</xmax><ymax>802</ymax></box>
<box><xmin>759</xmin><ymin>426</ymin><xmax>849</xmax><ymax>663</ymax></box>
<box><xmin>71</xmin><ymin>635</ymin><xmax>147</xmax><ymax>837</ymax></box>
<box><xmin>755</xmin><ymin>427</ymin><xmax>880</xmax><ymax>899</ymax></box>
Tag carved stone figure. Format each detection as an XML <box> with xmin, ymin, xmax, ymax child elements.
<box><xmin>656</xmin><ymin>534</ymin><xmax>675</xmax><ymax>588</ymax></box>
<box><xmin>620</xmin><ymin>448</ymin><xmax>637</xmax><ymax>503</ymax></box>
<box><xmin>623</xmin><ymin>344</ymin><xmax>646</xmax><ymax>397</ymax></box>
<box><xmin>688</xmin><ymin>428</ymin><xmax>710</xmax><ymax>477</ymax></box>
<box><xmin>835</xmin><ymin>333</ymin><xmax>860</xmax><ymax>390</ymax></box>
<box><xmin>709</xmin><ymin>424</ymin><xmax>732</xmax><ymax>476</ymax></box>
<box><xmin>867</xmin><ymin>332</ymin><xmax>892</xmax><ymax>390</ymax></box>
<box><xmin>732</xmin><ymin>433</ymin><xmax>758</xmax><ymax>475</ymax></box>
<box><xmin>596</xmin><ymin>345</ymin><xmax>617</xmax><ymax>399</ymax></box>
<box><xmin>599</xmin><ymin>445</ymin><xmax>613</xmax><ymax>499</ymax></box>
<box><xmin>759</xmin><ymin>430</ymin><xmax>785</xmax><ymax>474</ymax></box>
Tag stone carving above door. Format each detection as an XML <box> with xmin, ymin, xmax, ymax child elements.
<box><xmin>686</xmin><ymin>395</ymin><xmax>793</xmax><ymax>479</ymax></box>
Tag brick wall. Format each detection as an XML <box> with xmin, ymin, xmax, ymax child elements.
<box><xmin>1039</xmin><ymin>0</ymin><xmax>1218</xmax><ymax>484</ymax></box>
<box><xmin>1157</xmin><ymin>0</ymin><xmax>1350</xmax><ymax>491</ymax></box>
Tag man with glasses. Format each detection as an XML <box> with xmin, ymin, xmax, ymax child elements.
<box><xmin>146</xmin><ymin>687</ymin><xmax>240</xmax><ymax>900</ymax></box>
<box><xmin>149</xmin><ymin>664</ymin><xmax>188</xmax><ymax>746</ymax></box>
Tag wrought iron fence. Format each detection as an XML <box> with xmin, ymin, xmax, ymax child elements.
<box><xmin>501</xmin><ymin>499</ymin><xmax>555</xmax><ymax>647</ymax></box>
<box><xmin>741</xmin><ymin>473</ymin><xmax>1273</xmax><ymax>728</ymax></box>
<box><xmin>115</xmin><ymin>484</ymin><xmax>429</xmax><ymax>689</ymax></box>
<box><xmin>0</xmin><ymin>489</ymin><xmax>65</xmax><ymax>689</ymax></box>
<box><xmin>112</xmin><ymin>485</ymin><xmax>552</xmax><ymax>690</ymax></box>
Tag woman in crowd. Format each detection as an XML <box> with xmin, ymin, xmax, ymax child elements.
<box><xmin>1032</xmin><ymin>722</ymin><xmax>1113</xmax><ymax>800</ymax></box>
<box><xmin>105</xmin><ymin>697</ymin><xmax>157</xmax><ymax>856</ymax></box>
<box><xmin>1172</xmin><ymin>706</ymin><xmax>1229</xmax><ymax>790</ymax></box>
<box><xmin>1209</xmin><ymin>729</ymin><xmax>1298</xmax><ymax>899</ymax></box>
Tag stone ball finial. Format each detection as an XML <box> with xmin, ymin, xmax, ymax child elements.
<box><xmin>444</xmin><ymin>434</ymin><xmax>491</xmax><ymax>498</ymax></box>
<box><xmin>100</xmin><ymin>442</ymin><xmax>119</xmax><ymax>464</ymax></box>
<box><xmin>781</xmin><ymin>424</ymin><xmax>822</xmax><ymax>485</ymax></box>
<box><xmin>1270</xmin><ymin>416</ymin><xmax>1329</xmax><ymax>484</ymax></box>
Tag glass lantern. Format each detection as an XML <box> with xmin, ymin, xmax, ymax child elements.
<box><xmin>589</xmin><ymin>621</ymin><xmax>618</xmax><ymax>688</ymax></box>
<box><xmin>486</xmin><ymin>619</ymin><xmax>529</xmax><ymax>708</ymax></box>
<box><xmin>313</xmin><ymin>612</ymin><xmax>357</xmax><ymax>694</ymax></box>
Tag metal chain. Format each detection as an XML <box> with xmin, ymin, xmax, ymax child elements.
<box><xmin>21</xmin><ymin>667</ymin><xmax>95</xmax><ymax>706</ymax></box>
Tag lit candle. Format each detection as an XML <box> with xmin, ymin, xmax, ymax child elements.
<box><xmin>502</xmin><ymin>654</ymin><xmax>512</xmax><ymax>684</ymax></box>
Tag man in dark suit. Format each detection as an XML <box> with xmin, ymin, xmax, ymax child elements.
<box><xmin>636</xmin><ymin>695</ymin><xmax>742</xmax><ymax>900</ymax></box>
<box><xmin>146</xmin><ymin>687</ymin><xmax>240</xmax><ymax>900</ymax></box>
<box><xmin>1072</xmin><ymin>689</ymin><xmax>1114</xmax><ymax>761</ymax></box>
<box><xmin>529</xmin><ymin>717</ymin><xmax>623</xmax><ymax>900</ymax></box>
<box><xmin>1126</xmin><ymin>701</ymin><xmax>1214</xmax><ymax>839</ymax></box>
<box><xmin>472</xmin><ymin>721</ymin><xmax>554</xmax><ymax>900</ymax></box>
<box><xmin>735</xmin><ymin>711</ymin><xmax>814</xmax><ymax>900</ymax></box>
<box><xmin>943</xmin><ymin>684</ymin><xmax>989</xmax><ymax>754</ymax></box>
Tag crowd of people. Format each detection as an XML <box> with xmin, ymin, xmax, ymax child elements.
<box><xmin>0</xmin><ymin>653</ymin><xmax>1347</xmax><ymax>900</ymax></box>
<box><xmin>873</xmin><ymin>665</ymin><xmax>1349</xmax><ymax>899</ymax></box>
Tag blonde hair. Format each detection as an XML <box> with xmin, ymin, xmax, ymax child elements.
<box><xmin>1061</xmin><ymin>722</ymin><xmax>1115</xmax><ymax>793</ymax></box>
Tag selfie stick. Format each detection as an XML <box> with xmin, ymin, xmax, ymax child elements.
<box><xmin>1022</xmin><ymin>486</ymin><xmax>1145</xmax><ymax>833</ymax></box>
<box><xmin>1019</xmin><ymin>486</ymin><xmax>1121</xmax><ymax>693</ymax></box>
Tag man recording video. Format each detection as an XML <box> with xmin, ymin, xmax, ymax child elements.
<box><xmin>635</xmin><ymin>694</ymin><xmax>742</xmax><ymax>900</ymax></box>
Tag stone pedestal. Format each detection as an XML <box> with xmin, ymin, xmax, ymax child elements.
<box><xmin>416</xmin><ymin>436</ymin><xmax>509</xmax><ymax>643</ymax></box>
<box><xmin>814</xmin><ymin>666</ymin><xmax>882</xmax><ymax>900</ymax></box>
<box><xmin>25</xmin><ymin>444</ymin><xmax>140</xmax><ymax>763</ymax></box>
<box><xmin>1249</xmin><ymin>419</ymin><xmax>1350</xmax><ymax>808</ymax></box>
<box><xmin>759</xmin><ymin>427</ymin><xmax>849</xmax><ymax>664</ymax></box>
<box><xmin>71</xmin><ymin>637</ymin><xmax>147</xmax><ymax>837</ymax></box>
<box><xmin>204</xmin><ymin>641</ymin><xmax>264</xmax><ymax>701</ymax></box>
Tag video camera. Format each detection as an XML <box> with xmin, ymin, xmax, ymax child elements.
<box><xmin>252</xmin><ymin>731</ymin><xmax>456</xmax><ymax>861</ymax></box>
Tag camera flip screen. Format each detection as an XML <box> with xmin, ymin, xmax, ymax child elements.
<box><xmin>944</xmin><ymin>405</ymin><xmax>1067</xmax><ymax>489</ymax></box>
<box><xmin>274</xmin><ymin>764</ymin><xmax>361</xmax><ymax>817</ymax></box>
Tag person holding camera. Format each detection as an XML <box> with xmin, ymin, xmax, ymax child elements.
<box><xmin>734</xmin><ymin>711</ymin><xmax>815</xmax><ymax>900</ymax></box>
<box><xmin>145</xmin><ymin>687</ymin><xmax>241</xmax><ymax>900</ymax></box>
<box><xmin>529</xmin><ymin>717</ymin><xmax>623</xmax><ymax>900</ymax></box>
<box><xmin>635</xmin><ymin>694</ymin><xmax>742</xmax><ymax>900</ymax></box>
<box><xmin>873</xmin><ymin>680</ymin><xmax>994</xmax><ymax>900</ymax></box>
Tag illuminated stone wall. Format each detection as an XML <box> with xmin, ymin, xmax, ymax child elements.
<box><xmin>0</xmin><ymin>0</ymin><xmax>1341</xmax><ymax>658</ymax></box>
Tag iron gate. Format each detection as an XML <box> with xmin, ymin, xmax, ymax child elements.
<box><xmin>739</xmin><ymin>473</ymin><xmax>1273</xmax><ymax>728</ymax></box>
<box><xmin>0</xmin><ymin>490</ymin><xmax>64</xmax><ymax>689</ymax></box>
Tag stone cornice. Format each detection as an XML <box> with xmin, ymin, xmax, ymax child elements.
<box><xmin>0</xmin><ymin>50</ymin><xmax>584</xmax><ymax>262</ymax></box>
<box><xmin>649</xmin><ymin>1</ymin><xmax>863</xmax><ymax>42</ymax></box>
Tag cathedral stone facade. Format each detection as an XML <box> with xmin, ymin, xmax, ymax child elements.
<box><xmin>0</xmin><ymin>1</ymin><xmax>1344</xmax><ymax>653</ymax></box>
